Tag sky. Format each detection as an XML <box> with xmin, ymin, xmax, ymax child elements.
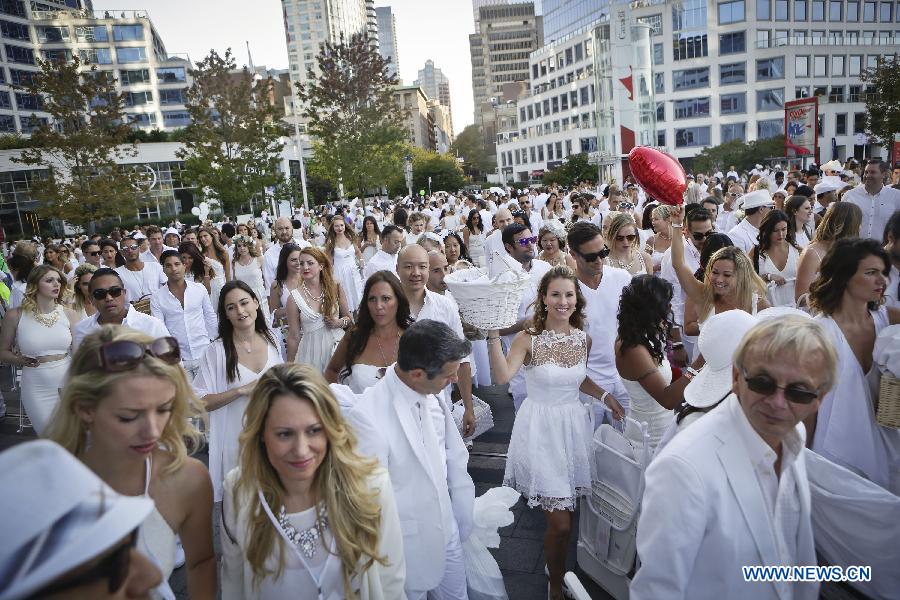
<box><xmin>93</xmin><ymin>0</ymin><xmax>478</xmax><ymax>135</ymax></box>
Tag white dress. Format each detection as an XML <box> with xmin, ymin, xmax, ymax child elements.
<box><xmin>341</xmin><ymin>363</ymin><xmax>384</xmax><ymax>393</ymax></box>
<box><xmin>622</xmin><ymin>360</ymin><xmax>673</xmax><ymax>455</ymax></box>
<box><xmin>233</xmin><ymin>257</ymin><xmax>267</xmax><ymax>302</ymax></box>
<box><xmin>138</xmin><ymin>456</ymin><xmax>176</xmax><ymax>600</ymax></box>
<box><xmin>503</xmin><ymin>329</ymin><xmax>593</xmax><ymax>511</ymax></box>
<box><xmin>193</xmin><ymin>339</ymin><xmax>282</xmax><ymax>501</ymax></box>
<box><xmin>17</xmin><ymin>306</ymin><xmax>71</xmax><ymax>436</ymax></box>
<box><xmin>467</xmin><ymin>231</ymin><xmax>486</xmax><ymax>269</ymax></box>
<box><xmin>207</xmin><ymin>258</ymin><xmax>226</xmax><ymax>308</ymax></box>
<box><xmin>331</xmin><ymin>245</ymin><xmax>363</xmax><ymax>313</ymax></box>
<box><xmin>289</xmin><ymin>289</ymin><xmax>344</xmax><ymax>373</ymax></box>
<box><xmin>759</xmin><ymin>245</ymin><xmax>799</xmax><ymax>307</ymax></box>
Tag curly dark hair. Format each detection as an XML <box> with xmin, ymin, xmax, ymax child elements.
<box><xmin>342</xmin><ymin>271</ymin><xmax>413</xmax><ymax>380</ymax></box>
<box><xmin>617</xmin><ymin>274</ymin><xmax>674</xmax><ymax>365</ymax></box>
<box><xmin>466</xmin><ymin>208</ymin><xmax>484</xmax><ymax>234</ymax></box>
<box><xmin>809</xmin><ymin>238</ymin><xmax>890</xmax><ymax>316</ymax></box>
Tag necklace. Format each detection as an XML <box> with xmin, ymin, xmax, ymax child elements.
<box><xmin>610</xmin><ymin>252</ymin><xmax>636</xmax><ymax>271</ymax></box>
<box><xmin>373</xmin><ymin>330</ymin><xmax>400</xmax><ymax>366</ymax></box>
<box><xmin>234</xmin><ymin>334</ymin><xmax>254</xmax><ymax>354</ymax></box>
<box><xmin>277</xmin><ymin>505</ymin><xmax>328</xmax><ymax>559</ymax></box>
<box><xmin>32</xmin><ymin>306</ymin><xmax>60</xmax><ymax>327</ymax></box>
<box><xmin>301</xmin><ymin>280</ymin><xmax>325</xmax><ymax>304</ymax></box>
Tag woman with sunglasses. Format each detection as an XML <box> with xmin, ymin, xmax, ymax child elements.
<box><xmin>643</xmin><ymin>204</ymin><xmax>672</xmax><ymax>274</ymax></box>
<box><xmin>71</xmin><ymin>263</ymin><xmax>98</xmax><ymax>320</ymax></box>
<box><xmin>0</xmin><ymin>265</ymin><xmax>78</xmax><ymax>435</ymax></box>
<box><xmin>604</xmin><ymin>213</ymin><xmax>652</xmax><ymax>276</ymax></box>
<box><xmin>668</xmin><ymin>205</ymin><xmax>769</xmax><ymax>340</ymax></box>
<box><xmin>285</xmin><ymin>247</ymin><xmax>351</xmax><ymax>371</ymax></box>
<box><xmin>46</xmin><ymin>326</ymin><xmax>216</xmax><ymax>599</ymax></box>
<box><xmin>808</xmin><ymin>239</ymin><xmax>900</xmax><ymax>493</ymax></box>
<box><xmin>324</xmin><ymin>271</ymin><xmax>412</xmax><ymax>392</ymax></box>
<box><xmin>750</xmin><ymin>210</ymin><xmax>802</xmax><ymax>307</ymax></box>
<box><xmin>221</xmin><ymin>363</ymin><xmax>405</xmax><ymax>598</ymax></box>
<box><xmin>194</xmin><ymin>280</ymin><xmax>282</xmax><ymax>502</ymax></box>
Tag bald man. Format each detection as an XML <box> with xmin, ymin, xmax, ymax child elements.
<box><xmin>397</xmin><ymin>244</ymin><xmax>476</xmax><ymax>437</ymax></box>
<box><xmin>263</xmin><ymin>216</ymin><xmax>310</xmax><ymax>290</ymax></box>
<box><xmin>484</xmin><ymin>207</ymin><xmax>515</xmax><ymax>277</ymax></box>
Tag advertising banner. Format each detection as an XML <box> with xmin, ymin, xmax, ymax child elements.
<box><xmin>784</xmin><ymin>97</ymin><xmax>818</xmax><ymax>161</ymax></box>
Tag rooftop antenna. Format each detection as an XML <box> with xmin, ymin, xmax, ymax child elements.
<box><xmin>246</xmin><ymin>40</ymin><xmax>255</xmax><ymax>73</ymax></box>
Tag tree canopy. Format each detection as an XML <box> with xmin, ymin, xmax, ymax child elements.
<box><xmin>387</xmin><ymin>148</ymin><xmax>465</xmax><ymax>197</ymax></box>
<box><xmin>296</xmin><ymin>33</ymin><xmax>407</xmax><ymax>197</ymax></box>
<box><xmin>177</xmin><ymin>49</ymin><xmax>286</xmax><ymax>216</ymax></box>
<box><xmin>861</xmin><ymin>55</ymin><xmax>900</xmax><ymax>148</ymax></box>
<box><xmin>690</xmin><ymin>136</ymin><xmax>786</xmax><ymax>174</ymax></box>
<box><xmin>542</xmin><ymin>153</ymin><xmax>597</xmax><ymax>186</ymax></box>
<box><xmin>449</xmin><ymin>124</ymin><xmax>496</xmax><ymax>180</ymax></box>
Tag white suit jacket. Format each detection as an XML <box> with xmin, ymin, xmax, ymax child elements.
<box><xmin>333</xmin><ymin>368</ymin><xmax>475</xmax><ymax>593</ymax></box>
<box><xmin>631</xmin><ymin>395</ymin><xmax>818</xmax><ymax>600</ymax></box>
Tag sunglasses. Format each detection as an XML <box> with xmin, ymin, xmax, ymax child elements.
<box><xmin>121</xmin><ymin>245</ymin><xmax>139</xmax><ymax>252</ymax></box>
<box><xmin>40</xmin><ymin>529</ymin><xmax>137</xmax><ymax>596</ymax></box>
<box><xmin>92</xmin><ymin>286</ymin><xmax>124</xmax><ymax>300</ymax></box>
<box><xmin>98</xmin><ymin>337</ymin><xmax>181</xmax><ymax>372</ymax></box>
<box><xmin>742</xmin><ymin>370</ymin><xmax>820</xmax><ymax>405</ymax></box>
<box><xmin>614</xmin><ymin>234</ymin><xmax>637</xmax><ymax>243</ymax></box>
<box><xmin>88</xmin><ymin>250</ymin><xmax>102</xmax><ymax>257</ymax></box>
<box><xmin>516</xmin><ymin>236</ymin><xmax>538</xmax><ymax>247</ymax></box>
<box><xmin>728</xmin><ymin>192</ymin><xmax>743</xmax><ymax>199</ymax></box>
<box><xmin>577</xmin><ymin>247</ymin><xmax>611</xmax><ymax>262</ymax></box>
<box><xmin>692</xmin><ymin>231</ymin><xmax>715</xmax><ymax>242</ymax></box>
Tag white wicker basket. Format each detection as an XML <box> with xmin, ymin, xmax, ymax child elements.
<box><xmin>452</xmin><ymin>395</ymin><xmax>495</xmax><ymax>441</ymax></box>
<box><xmin>444</xmin><ymin>253</ymin><xmax>529</xmax><ymax>330</ymax></box>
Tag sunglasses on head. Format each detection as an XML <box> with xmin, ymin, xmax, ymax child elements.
<box><xmin>92</xmin><ymin>286</ymin><xmax>124</xmax><ymax>300</ymax></box>
<box><xmin>692</xmin><ymin>230</ymin><xmax>715</xmax><ymax>242</ymax></box>
<box><xmin>578</xmin><ymin>247</ymin><xmax>611</xmax><ymax>262</ymax></box>
<box><xmin>516</xmin><ymin>236</ymin><xmax>538</xmax><ymax>247</ymax></box>
<box><xmin>40</xmin><ymin>529</ymin><xmax>137</xmax><ymax>596</ymax></box>
<box><xmin>614</xmin><ymin>234</ymin><xmax>637</xmax><ymax>243</ymax></box>
<box><xmin>741</xmin><ymin>370</ymin><xmax>820</xmax><ymax>404</ymax></box>
<box><xmin>98</xmin><ymin>337</ymin><xmax>181</xmax><ymax>372</ymax></box>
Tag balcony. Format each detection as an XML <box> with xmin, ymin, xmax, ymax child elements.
<box><xmin>756</xmin><ymin>35</ymin><xmax>896</xmax><ymax>49</ymax></box>
<box><xmin>32</xmin><ymin>9</ymin><xmax>150</xmax><ymax>21</ymax></box>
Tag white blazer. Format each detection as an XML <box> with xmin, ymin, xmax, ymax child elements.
<box><xmin>630</xmin><ymin>395</ymin><xmax>818</xmax><ymax>600</ymax></box>
<box><xmin>335</xmin><ymin>368</ymin><xmax>476</xmax><ymax>593</ymax></box>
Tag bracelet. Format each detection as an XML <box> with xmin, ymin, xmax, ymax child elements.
<box><xmin>672</xmin><ymin>223</ymin><xmax>684</xmax><ymax>228</ymax></box>
<box><xmin>671</xmin><ymin>342</ymin><xmax>684</xmax><ymax>349</ymax></box>
<box><xmin>683</xmin><ymin>370</ymin><xmax>695</xmax><ymax>381</ymax></box>
<box><xmin>685</xmin><ymin>366</ymin><xmax>701</xmax><ymax>377</ymax></box>
<box><xmin>487</xmin><ymin>337</ymin><xmax>501</xmax><ymax>345</ymax></box>
<box><xmin>600</xmin><ymin>391</ymin><xmax>610</xmax><ymax>404</ymax></box>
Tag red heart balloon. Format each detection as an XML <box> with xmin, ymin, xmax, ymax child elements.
<box><xmin>628</xmin><ymin>146</ymin><xmax>687</xmax><ymax>205</ymax></box>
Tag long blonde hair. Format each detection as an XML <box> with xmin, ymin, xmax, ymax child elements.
<box><xmin>21</xmin><ymin>264</ymin><xmax>68</xmax><ymax>315</ymax></box>
<box><xmin>234</xmin><ymin>364</ymin><xmax>383</xmax><ymax>595</ymax></box>
<box><xmin>300</xmin><ymin>247</ymin><xmax>340</xmax><ymax>318</ymax></box>
<box><xmin>698</xmin><ymin>247</ymin><xmax>767</xmax><ymax>319</ymax></box>
<box><xmin>71</xmin><ymin>263</ymin><xmax>98</xmax><ymax>314</ymax></box>
<box><xmin>45</xmin><ymin>325</ymin><xmax>203</xmax><ymax>474</ymax></box>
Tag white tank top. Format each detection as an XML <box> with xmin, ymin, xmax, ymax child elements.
<box><xmin>17</xmin><ymin>306</ymin><xmax>71</xmax><ymax>357</ymax></box>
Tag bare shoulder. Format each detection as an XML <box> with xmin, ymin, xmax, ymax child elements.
<box><xmin>157</xmin><ymin>452</ymin><xmax>212</xmax><ymax>494</ymax></box>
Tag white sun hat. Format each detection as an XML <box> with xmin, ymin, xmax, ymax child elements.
<box><xmin>684</xmin><ymin>310</ymin><xmax>759</xmax><ymax>408</ymax></box>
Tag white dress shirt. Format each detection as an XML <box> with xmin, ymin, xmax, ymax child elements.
<box><xmin>415</xmin><ymin>289</ymin><xmax>470</xmax><ymax>365</ymax></box>
<box><xmin>728</xmin><ymin>218</ymin><xmax>760</xmax><ymax>255</ymax></box>
<box><xmin>139</xmin><ymin>245</ymin><xmax>177</xmax><ymax>265</ymax></box>
<box><xmin>115</xmin><ymin>262</ymin><xmax>166</xmax><ymax>303</ymax></box>
<box><xmin>73</xmin><ymin>305</ymin><xmax>171</xmax><ymax>349</ymax></box>
<box><xmin>885</xmin><ymin>265</ymin><xmax>900</xmax><ymax>310</ymax></box>
<box><xmin>149</xmin><ymin>281</ymin><xmax>218</xmax><ymax>361</ymax></box>
<box><xmin>364</xmin><ymin>249</ymin><xmax>398</xmax><ymax>280</ymax></box>
<box><xmin>842</xmin><ymin>184</ymin><xmax>900</xmax><ymax>241</ymax></box>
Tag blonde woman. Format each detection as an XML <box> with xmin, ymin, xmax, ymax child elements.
<box><xmin>795</xmin><ymin>202</ymin><xmax>863</xmax><ymax>304</ymax></box>
<box><xmin>668</xmin><ymin>205</ymin><xmax>769</xmax><ymax>340</ymax></box>
<box><xmin>71</xmin><ymin>262</ymin><xmax>98</xmax><ymax>320</ymax></box>
<box><xmin>45</xmin><ymin>325</ymin><xmax>216</xmax><ymax>599</ymax></box>
<box><xmin>285</xmin><ymin>247</ymin><xmax>351</xmax><ymax>371</ymax></box>
<box><xmin>604</xmin><ymin>213</ymin><xmax>652</xmax><ymax>275</ymax></box>
<box><xmin>221</xmin><ymin>363</ymin><xmax>405</xmax><ymax>598</ymax></box>
<box><xmin>232</xmin><ymin>234</ymin><xmax>268</xmax><ymax>303</ymax></box>
<box><xmin>643</xmin><ymin>204</ymin><xmax>672</xmax><ymax>273</ymax></box>
<box><xmin>0</xmin><ymin>265</ymin><xmax>78</xmax><ymax>435</ymax></box>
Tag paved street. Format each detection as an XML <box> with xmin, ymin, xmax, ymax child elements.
<box><xmin>0</xmin><ymin>370</ymin><xmax>613</xmax><ymax>599</ymax></box>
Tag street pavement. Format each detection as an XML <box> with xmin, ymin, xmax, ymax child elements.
<box><xmin>0</xmin><ymin>370</ymin><xmax>613</xmax><ymax>599</ymax></box>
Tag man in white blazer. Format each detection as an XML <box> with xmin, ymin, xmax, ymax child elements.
<box><xmin>338</xmin><ymin>319</ymin><xmax>475</xmax><ymax>600</ymax></box>
<box><xmin>631</xmin><ymin>316</ymin><xmax>838</xmax><ymax>600</ymax></box>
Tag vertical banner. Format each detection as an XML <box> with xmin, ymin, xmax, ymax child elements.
<box><xmin>784</xmin><ymin>97</ymin><xmax>819</xmax><ymax>162</ymax></box>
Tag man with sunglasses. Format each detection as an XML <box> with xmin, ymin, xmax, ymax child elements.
<box><xmin>566</xmin><ymin>221</ymin><xmax>632</xmax><ymax>425</ymax></box>
<box><xmin>717</xmin><ymin>182</ymin><xmax>745</xmax><ymax>232</ymax></box>
<box><xmin>114</xmin><ymin>235</ymin><xmax>166</xmax><ymax>309</ymax></box>
<box><xmin>0</xmin><ymin>440</ymin><xmax>162</xmax><ymax>599</ymax></box>
<box><xmin>81</xmin><ymin>239</ymin><xmax>103</xmax><ymax>269</ymax></box>
<box><xmin>73</xmin><ymin>268</ymin><xmax>170</xmax><ymax>349</ymax></box>
<box><xmin>632</xmin><ymin>316</ymin><xmax>836</xmax><ymax>600</ymax></box>
<box><xmin>727</xmin><ymin>189</ymin><xmax>775</xmax><ymax>254</ymax></box>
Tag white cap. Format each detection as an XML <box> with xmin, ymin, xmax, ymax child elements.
<box><xmin>821</xmin><ymin>159</ymin><xmax>842</xmax><ymax>172</ymax></box>
<box><xmin>740</xmin><ymin>189</ymin><xmax>775</xmax><ymax>210</ymax></box>
<box><xmin>814</xmin><ymin>176</ymin><xmax>844</xmax><ymax>195</ymax></box>
<box><xmin>0</xmin><ymin>440</ymin><xmax>154</xmax><ymax>600</ymax></box>
<box><xmin>130</xmin><ymin>231</ymin><xmax>146</xmax><ymax>240</ymax></box>
<box><xmin>684</xmin><ymin>310</ymin><xmax>758</xmax><ymax>408</ymax></box>
<box><xmin>756</xmin><ymin>306</ymin><xmax>812</xmax><ymax>322</ymax></box>
<box><xmin>164</xmin><ymin>227</ymin><xmax>180</xmax><ymax>237</ymax></box>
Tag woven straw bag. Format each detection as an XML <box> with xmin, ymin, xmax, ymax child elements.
<box><xmin>877</xmin><ymin>372</ymin><xmax>900</xmax><ymax>429</ymax></box>
<box><xmin>444</xmin><ymin>252</ymin><xmax>528</xmax><ymax>330</ymax></box>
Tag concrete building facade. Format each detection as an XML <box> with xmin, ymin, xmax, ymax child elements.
<box><xmin>414</xmin><ymin>59</ymin><xmax>453</xmax><ymax>137</ymax></box>
<box><xmin>375</xmin><ymin>5</ymin><xmax>400</xmax><ymax>80</ymax></box>
<box><xmin>393</xmin><ymin>85</ymin><xmax>435</xmax><ymax>151</ymax></box>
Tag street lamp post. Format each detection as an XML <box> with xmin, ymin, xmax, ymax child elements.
<box><xmin>404</xmin><ymin>153</ymin><xmax>413</xmax><ymax>198</ymax></box>
<box><xmin>290</xmin><ymin>90</ymin><xmax>310</xmax><ymax>210</ymax></box>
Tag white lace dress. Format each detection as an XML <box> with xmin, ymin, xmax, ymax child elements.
<box><xmin>331</xmin><ymin>245</ymin><xmax>363</xmax><ymax>313</ymax></box>
<box><xmin>504</xmin><ymin>329</ymin><xmax>593</xmax><ymax>511</ymax></box>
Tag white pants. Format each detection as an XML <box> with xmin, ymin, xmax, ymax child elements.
<box><xmin>406</xmin><ymin>523</ymin><xmax>468</xmax><ymax>600</ymax></box>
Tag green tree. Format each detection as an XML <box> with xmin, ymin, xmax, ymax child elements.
<box><xmin>691</xmin><ymin>136</ymin><xmax>786</xmax><ymax>174</ymax></box>
<box><xmin>12</xmin><ymin>57</ymin><xmax>140</xmax><ymax>230</ymax></box>
<box><xmin>542</xmin><ymin>153</ymin><xmax>597</xmax><ymax>187</ymax></box>
<box><xmin>862</xmin><ymin>55</ymin><xmax>900</xmax><ymax>148</ymax></box>
<box><xmin>449</xmin><ymin>124</ymin><xmax>495</xmax><ymax>180</ymax></box>
<box><xmin>296</xmin><ymin>33</ymin><xmax>407</xmax><ymax>198</ymax></box>
<box><xmin>177</xmin><ymin>49</ymin><xmax>286</xmax><ymax>216</ymax></box>
<box><xmin>387</xmin><ymin>147</ymin><xmax>466</xmax><ymax>196</ymax></box>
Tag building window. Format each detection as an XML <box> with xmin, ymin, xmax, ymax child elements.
<box><xmin>832</xmin><ymin>54</ymin><xmax>845</xmax><ymax>75</ymax></box>
<box><xmin>757</xmin><ymin>29</ymin><xmax>771</xmax><ymax>48</ymax></box>
<box><xmin>854</xmin><ymin>112</ymin><xmax>866</xmax><ymax>133</ymax></box>
<box><xmin>758</xmin><ymin>119</ymin><xmax>784</xmax><ymax>138</ymax></box>
<box><xmin>125</xmin><ymin>91</ymin><xmax>153</xmax><ymax>107</ymax></box>
<box><xmin>4</xmin><ymin>43</ymin><xmax>33</xmax><ymax>64</ymax></box>
<box><xmin>657</xmin><ymin>102</ymin><xmax>665</xmax><ymax>121</ymax></box>
<box><xmin>673</xmin><ymin>32</ymin><xmax>708</xmax><ymax>60</ymax></box>
<box><xmin>159</xmin><ymin>88</ymin><xmax>186</xmax><ymax>105</ymax></box>
<box><xmin>162</xmin><ymin>111</ymin><xmax>191</xmax><ymax>128</ymax></box>
<box><xmin>75</xmin><ymin>25</ymin><xmax>108</xmax><ymax>42</ymax></box>
<box><xmin>863</xmin><ymin>1</ymin><xmax>876</xmax><ymax>20</ymax></box>
<box><xmin>721</xmin><ymin>122</ymin><xmax>746</xmax><ymax>142</ymax></box>
<box><xmin>8</xmin><ymin>68</ymin><xmax>34</xmax><ymax>86</ymax></box>
<box><xmin>812</xmin><ymin>0</ymin><xmax>826</xmax><ymax>19</ymax></box>
<box><xmin>849</xmin><ymin>84</ymin><xmax>863</xmax><ymax>101</ymax></box>
<box><xmin>720</xmin><ymin>92</ymin><xmax>747</xmax><ymax>113</ymax></box>
<box><xmin>157</xmin><ymin>67</ymin><xmax>186</xmax><ymax>83</ymax></box>
<box><xmin>657</xmin><ymin>130</ymin><xmax>666</xmax><ymax>147</ymax></box>
<box><xmin>43</xmin><ymin>49</ymin><xmax>71</xmax><ymax>62</ymax></box>
<box><xmin>836</xmin><ymin>113</ymin><xmax>847</xmax><ymax>134</ymax></box>
<box><xmin>757</xmin><ymin>57</ymin><xmax>785</xmax><ymax>80</ymax></box>
<box><xmin>829</xmin><ymin>85</ymin><xmax>845</xmax><ymax>102</ymax></box>
<box><xmin>849</xmin><ymin>54</ymin><xmax>862</xmax><ymax>75</ymax></box>
<box><xmin>638</xmin><ymin>14</ymin><xmax>663</xmax><ymax>35</ymax></box>
<box><xmin>1</xmin><ymin>19</ymin><xmax>31</xmax><ymax>41</ymax></box>
<box><xmin>675</xmin><ymin>126</ymin><xmax>711</xmax><ymax>147</ymax></box>
<box><xmin>0</xmin><ymin>0</ymin><xmax>26</xmax><ymax>18</ymax></box>
<box><xmin>758</xmin><ymin>0</ymin><xmax>772</xmax><ymax>18</ymax></box>
<box><xmin>796</xmin><ymin>55</ymin><xmax>810</xmax><ymax>77</ymax></box>
<box><xmin>113</xmin><ymin>24</ymin><xmax>144</xmax><ymax>41</ymax></box>
<box><xmin>757</xmin><ymin>88</ymin><xmax>785</xmax><ymax>110</ymax></box>
<box><xmin>119</xmin><ymin>68</ymin><xmax>150</xmax><ymax>85</ymax></box>
<box><xmin>774</xmin><ymin>29</ymin><xmax>790</xmax><ymax>45</ymax></box>
<box><xmin>0</xmin><ymin>90</ymin><xmax>10</xmax><ymax>109</ymax></box>
<box><xmin>847</xmin><ymin>0</ymin><xmax>860</xmax><ymax>19</ymax></box>
<box><xmin>116</xmin><ymin>47</ymin><xmax>147</xmax><ymax>64</ymax></box>
<box><xmin>814</xmin><ymin>55</ymin><xmax>827</xmax><ymax>76</ymax></box>
<box><xmin>652</xmin><ymin>42</ymin><xmax>664</xmax><ymax>65</ymax></box>
<box><xmin>796</xmin><ymin>85</ymin><xmax>811</xmax><ymax>98</ymax></box>
<box><xmin>673</xmin><ymin>67</ymin><xmax>710</xmax><ymax>90</ymax></box>
<box><xmin>796</xmin><ymin>0</ymin><xmax>808</xmax><ymax>20</ymax></box>
<box><xmin>20</xmin><ymin>116</ymin><xmax>48</xmax><ymax>134</ymax></box>
<box><xmin>128</xmin><ymin>113</ymin><xmax>157</xmax><ymax>128</ymax></box>
<box><xmin>654</xmin><ymin>72</ymin><xmax>665</xmax><ymax>93</ymax></box>
<box><xmin>776</xmin><ymin>0</ymin><xmax>790</xmax><ymax>19</ymax></box>
<box><xmin>718</xmin><ymin>0</ymin><xmax>746</xmax><ymax>23</ymax></box>
<box><xmin>720</xmin><ymin>62</ymin><xmax>747</xmax><ymax>84</ymax></box>
<box><xmin>15</xmin><ymin>92</ymin><xmax>42</xmax><ymax>111</ymax></box>
<box><xmin>0</xmin><ymin>114</ymin><xmax>14</xmax><ymax>132</ymax></box>
<box><xmin>880</xmin><ymin>1</ymin><xmax>893</xmax><ymax>20</ymax></box>
<box><xmin>674</xmin><ymin>97</ymin><xmax>711</xmax><ymax>119</ymax></box>
<box><xmin>719</xmin><ymin>31</ymin><xmax>746</xmax><ymax>54</ymax></box>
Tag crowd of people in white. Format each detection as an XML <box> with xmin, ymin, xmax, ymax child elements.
<box><xmin>1</xmin><ymin>156</ymin><xmax>900</xmax><ymax>600</ymax></box>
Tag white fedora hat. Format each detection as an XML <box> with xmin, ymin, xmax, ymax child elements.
<box><xmin>0</xmin><ymin>440</ymin><xmax>154</xmax><ymax>600</ymax></box>
<box><xmin>813</xmin><ymin>176</ymin><xmax>845</xmax><ymax>195</ymax></box>
<box><xmin>739</xmin><ymin>189</ymin><xmax>775</xmax><ymax>210</ymax></box>
<box><xmin>684</xmin><ymin>310</ymin><xmax>759</xmax><ymax>408</ymax></box>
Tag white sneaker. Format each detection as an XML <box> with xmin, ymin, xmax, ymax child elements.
<box><xmin>174</xmin><ymin>538</ymin><xmax>186</xmax><ymax>569</ymax></box>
